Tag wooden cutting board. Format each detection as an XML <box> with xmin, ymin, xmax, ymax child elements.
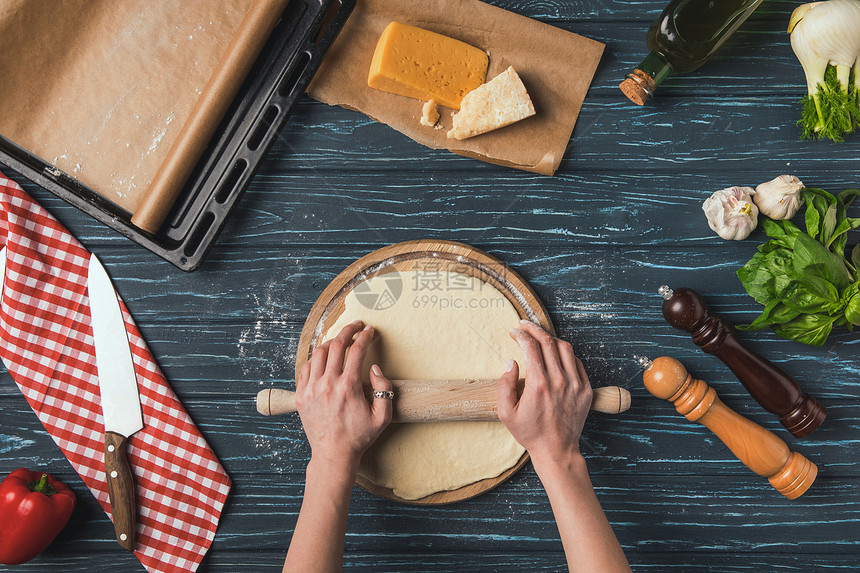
<box><xmin>296</xmin><ymin>239</ymin><xmax>553</xmax><ymax>504</ymax></box>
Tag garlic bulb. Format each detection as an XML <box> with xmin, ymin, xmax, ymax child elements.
<box><xmin>702</xmin><ymin>186</ymin><xmax>759</xmax><ymax>241</ymax></box>
<box><xmin>754</xmin><ymin>175</ymin><xmax>805</xmax><ymax>220</ymax></box>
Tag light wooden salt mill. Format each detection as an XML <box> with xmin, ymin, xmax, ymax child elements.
<box><xmin>639</xmin><ymin>355</ymin><xmax>817</xmax><ymax>499</ymax></box>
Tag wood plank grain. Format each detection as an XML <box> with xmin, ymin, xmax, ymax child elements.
<box><xmin>4</xmin><ymin>550</ymin><xmax>858</xmax><ymax>572</ymax></box>
<box><xmin>459</xmin><ymin>0</ymin><xmax>806</xmax><ymax>22</ymax></box>
<box><xmin>1</xmin><ymin>461</ymin><xmax>853</xmax><ymax>559</ymax></box>
<box><xmin>1</xmin><ymin>0</ymin><xmax>859</xmax><ymax>570</ymax></box>
<box><xmin>264</xmin><ymin>100</ymin><xmax>860</xmax><ymax>170</ymax></box>
<box><xmin>3</xmin><ymin>389</ymin><xmax>854</xmax><ymax>480</ymax></box>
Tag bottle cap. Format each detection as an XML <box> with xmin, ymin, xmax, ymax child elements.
<box><xmin>620</xmin><ymin>69</ymin><xmax>656</xmax><ymax>105</ymax></box>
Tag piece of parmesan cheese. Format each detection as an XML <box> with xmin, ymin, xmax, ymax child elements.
<box><xmin>447</xmin><ymin>66</ymin><xmax>535</xmax><ymax>140</ymax></box>
<box><xmin>420</xmin><ymin>99</ymin><xmax>440</xmax><ymax>127</ymax></box>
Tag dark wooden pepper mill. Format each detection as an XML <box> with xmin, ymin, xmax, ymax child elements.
<box><xmin>659</xmin><ymin>286</ymin><xmax>826</xmax><ymax>438</ymax></box>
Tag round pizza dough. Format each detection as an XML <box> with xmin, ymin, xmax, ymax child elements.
<box><xmin>322</xmin><ymin>269</ymin><xmax>526</xmax><ymax>500</ymax></box>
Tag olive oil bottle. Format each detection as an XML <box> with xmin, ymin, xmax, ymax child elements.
<box><xmin>621</xmin><ymin>0</ymin><xmax>765</xmax><ymax>104</ymax></box>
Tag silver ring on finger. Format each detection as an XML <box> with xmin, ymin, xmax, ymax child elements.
<box><xmin>372</xmin><ymin>390</ymin><xmax>394</xmax><ymax>400</ymax></box>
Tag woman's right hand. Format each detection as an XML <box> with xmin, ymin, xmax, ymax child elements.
<box><xmin>496</xmin><ymin>320</ymin><xmax>593</xmax><ymax>466</ymax></box>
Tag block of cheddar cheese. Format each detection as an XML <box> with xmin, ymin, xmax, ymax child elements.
<box><xmin>367</xmin><ymin>21</ymin><xmax>488</xmax><ymax>110</ymax></box>
<box><xmin>447</xmin><ymin>66</ymin><xmax>535</xmax><ymax>140</ymax></box>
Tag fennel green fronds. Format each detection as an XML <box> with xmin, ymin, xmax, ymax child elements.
<box><xmin>788</xmin><ymin>0</ymin><xmax>860</xmax><ymax>142</ymax></box>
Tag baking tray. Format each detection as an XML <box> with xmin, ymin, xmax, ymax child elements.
<box><xmin>0</xmin><ymin>0</ymin><xmax>355</xmax><ymax>271</ymax></box>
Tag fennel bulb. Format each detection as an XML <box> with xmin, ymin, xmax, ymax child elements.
<box><xmin>789</xmin><ymin>0</ymin><xmax>860</xmax><ymax>142</ymax></box>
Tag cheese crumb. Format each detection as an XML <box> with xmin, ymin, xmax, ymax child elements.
<box><xmin>447</xmin><ymin>67</ymin><xmax>535</xmax><ymax>140</ymax></box>
<box><xmin>420</xmin><ymin>100</ymin><xmax>440</xmax><ymax>127</ymax></box>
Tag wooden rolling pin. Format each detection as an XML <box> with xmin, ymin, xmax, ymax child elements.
<box><xmin>257</xmin><ymin>379</ymin><xmax>632</xmax><ymax>421</ymax></box>
<box><xmin>640</xmin><ymin>355</ymin><xmax>817</xmax><ymax>499</ymax></box>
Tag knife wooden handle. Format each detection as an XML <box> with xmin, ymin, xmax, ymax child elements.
<box><xmin>104</xmin><ymin>431</ymin><xmax>137</xmax><ymax>551</ymax></box>
<box><xmin>256</xmin><ymin>380</ymin><xmax>632</xmax><ymax>421</ymax></box>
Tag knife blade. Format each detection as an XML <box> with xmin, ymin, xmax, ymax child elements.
<box><xmin>87</xmin><ymin>254</ymin><xmax>143</xmax><ymax>552</ymax></box>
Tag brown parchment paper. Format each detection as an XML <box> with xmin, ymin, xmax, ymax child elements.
<box><xmin>131</xmin><ymin>0</ymin><xmax>290</xmax><ymax>233</ymax></box>
<box><xmin>307</xmin><ymin>0</ymin><xmax>604</xmax><ymax>176</ymax></box>
<box><xmin>0</xmin><ymin>0</ymin><xmax>254</xmax><ymax>214</ymax></box>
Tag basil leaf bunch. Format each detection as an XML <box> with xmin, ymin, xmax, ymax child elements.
<box><xmin>737</xmin><ymin>187</ymin><xmax>860</xmax><ymax>345</ymax></box>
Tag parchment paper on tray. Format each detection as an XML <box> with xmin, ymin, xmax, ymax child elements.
<box><xmin>307</xmin><ymin>0</ymin><xmax>604</xmax><ymax>176</ymax></box>
<box><xmin>0</xmin><ymin>0</ymin><xmax>253</xmax><ymax>216</ymax></box>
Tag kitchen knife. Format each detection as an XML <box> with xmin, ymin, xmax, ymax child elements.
<box><xmin>87</xmin><ymin>254</ymin><xmax>143</xmax><ymax>551</ymax></box>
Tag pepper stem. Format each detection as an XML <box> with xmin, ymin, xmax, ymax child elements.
<box><xmin>29</xmin><ymin>473</ymin><xmax>58</xmax><ymax>496</ymax></box>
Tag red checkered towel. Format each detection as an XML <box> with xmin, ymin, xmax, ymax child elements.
<box><xmin>0</xmin><ymin>171</ymin><xmax>231</xmax><ymax>572</ymax></box>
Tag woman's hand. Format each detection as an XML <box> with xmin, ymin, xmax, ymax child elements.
<box><xmin>497</xmin><ymin>321</ymin><xmax>631</xmax><ymax>572</ymax></box>
<box><xmin>497</xmin><ymin>320</ymin><xmax>593</xmax><ymax>466</ymax></box>
<box><xmin>295</xmin><ymin>320</ymin><xmax>393</xmax><ymax>469</ymax></box>
<box><xmin>286</xmin><ymin>321</ymin><xmax>393</xmax><ymax>572</ymax></box>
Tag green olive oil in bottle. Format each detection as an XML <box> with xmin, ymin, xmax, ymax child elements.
<box><xmin>621</xmin><ymin>0</ymin><xmax>765</xmax><ymax>104</ymax></box>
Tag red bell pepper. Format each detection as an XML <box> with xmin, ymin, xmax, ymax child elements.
<box><xmin>0</xmin><ymin>468</ymin><xmax>76</xmax><ymax>565</ymax></box>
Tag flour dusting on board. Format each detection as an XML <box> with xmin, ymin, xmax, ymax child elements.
<box><xmin>238</xmin><ymin>273</ymin><xmax>300</xmax><ymax>380</ymax></box>
<box><xmin>252</xmin><ymin>434</ymin><xmax>288</xmax><ymax>474</ymax></box>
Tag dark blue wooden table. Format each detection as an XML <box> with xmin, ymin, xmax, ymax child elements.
<box><xmin>2</xmin><ymin>0</ymin><xmax>859</xmax><ymax>570</ymax></box>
